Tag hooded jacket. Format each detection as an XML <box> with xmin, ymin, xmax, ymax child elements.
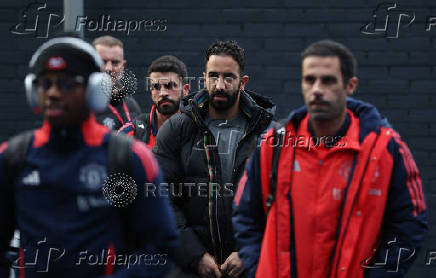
<box><xmin>233</xmin><ymin>98</ymin><xmax>428</xmax><ymax>278</ymax></box>
<box><xmin>153</xmin><ymin>89</ymin><xmax>275</xmax><ymax>273</ymax></box>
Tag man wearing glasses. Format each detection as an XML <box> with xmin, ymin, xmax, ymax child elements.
<box><xmin>0</xmin><ymin>37</ymin><xmax>178</xmax><ymax>278</ymax></box>
<box><xmin>153</xmin><ymin>41</ymin><xmax>275</xmax><ymax>278</ymax></box>
<box><xmin>118</xmin><ymin>55</ymin><xmax>189</xmax><ymax>148</ymax></box>
<box><xmin>93</xmin><ymin>35</ymin><xmax>141</xmax><ymax>130</ymax></box>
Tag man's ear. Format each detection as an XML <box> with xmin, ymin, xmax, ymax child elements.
<box><xmin>239</xmin><ymin>75</ymin><xmax>249</xmax><ymax>91</ymax></box>
<box><xmin>121</xmin><ymin>59</ymin><xmax>127</xmax><ymax>70</ymax></box>
<box><xmin>203</xmin><ymin>72</ymin><xmax>207</xmax><ymax>89</ymax></box>
<box><xmin>183</xmin><ymin>84</ymin><xmax>190</xmax><ymax>96</ymax></box>
<box><xmin>346</xmin><ymin>77</ymin><xmax>358</xmax><ymax>96</ymax></box>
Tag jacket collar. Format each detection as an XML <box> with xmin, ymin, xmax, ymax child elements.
<box><xmin>34</xmin><ymin>114</ymin><xmax>109</xmax><ymax>149</ymax></box>
<box><xmin>286</xmin><ymin>97</ymin><xmax>391</xmax><ymax>144</ymax></box>
<box><xmin>181</xmin><ymin>89</ymin><xmax>275</xmax><ymax>134</ymax></box>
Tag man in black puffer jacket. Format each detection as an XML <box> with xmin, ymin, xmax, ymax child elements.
<box><xmin>153</xmin><ymin>41</ymin><xmax>275</xmax><ymax>278</ymax></box>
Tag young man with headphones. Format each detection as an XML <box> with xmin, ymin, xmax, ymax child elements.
<box><xmin>0</xmin><ymin>37</ymin><xmax>178</xmax><ymax>277</ymax></box>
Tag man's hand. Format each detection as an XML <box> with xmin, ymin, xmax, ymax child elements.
<box><xmin>220</xmin><ymin>252</ymin><xmax>244</xmax><ymax>277</ymax></box>
<box><xmin>198</xmin><ymin>252</ymin><xmax>222</xmax><ymax>278</ymax></box>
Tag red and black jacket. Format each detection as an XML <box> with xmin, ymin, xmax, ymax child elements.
<box><xmin>233</xmin><ymin>98</ymin><xmax>428</xmax><ymax>278</ymax></box>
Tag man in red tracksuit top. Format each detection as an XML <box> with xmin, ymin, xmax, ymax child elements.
<box><xmin>232</xmin><ymin>40</ymin><xmax>428</xmax><ymax>278</ymax></box>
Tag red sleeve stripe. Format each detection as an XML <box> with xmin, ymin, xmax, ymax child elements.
<box><xmin>234</xmin><ymin>170</ymin><xmax>248</xmax><ymax>207</ymax></box>
<box><xmin>0</xmin><ymin>142</ymin><xmax>7</xmax><ymax>154</ymax></box>
<box><xmin>19</xmin><ymin>247</ymin><xmax>25</xmax><ymax>278</ymax></box>
<box><xmin>132</xmin><ymin>141</ymin><xmax>159</xmax><ymax>182</ymax></box>
<box><xmin>393</xmin><ymin>133</ymin><xmax>426</xmax><ymax>216</ymax></box>
<box><xmin>105</xmin><ymin>243</ymin><xmax>115</xmax><ymax>276</ymax></box>
<box><xmin>118</xmin><ymin>122</ymin><xmax>134</xmax><ymax>136</ymax></box>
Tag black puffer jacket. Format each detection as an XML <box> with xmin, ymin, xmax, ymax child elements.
<box><xmin>153</xmin><ymin>89</ymin><xmax>275</xmax><ymax>273</ymax></box>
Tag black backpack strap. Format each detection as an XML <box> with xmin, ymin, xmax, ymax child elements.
<box><xmin>108</xmin><ymin>132</ymin><xmax>135</xmax><ymax>177</ymax></box>
<box><xmin>3</xmin><ymin>130</ymin><xmax>34</xmax><ymax>185</ymax></box>
<box><xmin>266</xmin><ymin>120</ymin><xmax>286</xmax><ymax>215</ymax></box>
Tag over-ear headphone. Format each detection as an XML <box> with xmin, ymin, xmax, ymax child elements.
<box><xmin>24</xmin><ymin>37</ymin><xmax>112</xmax><ymax>112</ymax></box>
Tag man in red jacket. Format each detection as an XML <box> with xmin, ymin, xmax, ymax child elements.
<box><xmin>233</xmin><ymin>40</ymin><xmax>428</xmax><ymax>278</ymax></box>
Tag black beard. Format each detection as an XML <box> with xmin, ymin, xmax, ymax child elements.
<box><xmin>209</xmin><ymin>85</ymin><xmax>240</xmax><ymax>111</ymax></box>
<box><xmin>156</xmin><ymin>98</ymin><xmax>180</xmax><ymax>115</ymax></box>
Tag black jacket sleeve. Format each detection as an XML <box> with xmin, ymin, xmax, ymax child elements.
<box><xmin>152</xmin><ymin>116</ymin><xmax>207</xmax><ymax>271</ymax></box>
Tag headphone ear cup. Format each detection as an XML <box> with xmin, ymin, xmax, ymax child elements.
<box><xmin>24</xmin><ymin>73</ymin><xmax>39</xmax><ymax>109</ymax></box>
<box><xmin>85</xmin><ymin>72</ymin><xmax>111</xmax><ymax>112</ymax></box>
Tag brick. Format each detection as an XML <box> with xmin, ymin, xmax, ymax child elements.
<box><xmin>411</xmin><ymin>81</ymin><xmax>436</xmax><ymax>93</ymax></box>
<box><xmin>254</xmin><ymin>51</ymin><xmax>301</xmax><ymax>67</ymax></box>
<box><xmin>243</xmin><ymin>0</ymin><xmax>286</xmax><ymax>8</ymax></box>
<box><xmin>304</xmin><ymin>9</ymin><xmax>373</xmax><ymax>22</ymax></box>
<box><xmin>223</xmin><ymin>9</ymin><xmax>304</xmax><ymax>23</ymax></box>
<box><xmin>178</xmin><ymin>38</ymin><xmax>213</xmax><ymax>52</ymax></box>
<box><xmin>244</xmin><ymin>23</ymin><xmax>285</xmax><ymax>36</ymax></box>
<box><xmin>284</xmin><ymin>24</ymin><xmax>325</xmax><ymax>37</ymax></box>
<box><xmin>365</xmin><ymin>79</ymin><xmax>409</xmax><ymax>94</ymax></box>
<box><xmin>283</xmin><ymin>80</ymin><xmax>301</xmax><ymax>93</ymax></box>
<box><xmin>358</xmin><ymin>67</ymin><xmax>388</xmax><ymax>79</ymax></box>
<box><xmin>386</xmin><ymin>96</ymin><xmax>431</xmax><ymax>108</ymax></box>
<box><xmin>409</xmin><ymin>110</ymin><xmax>436</xmax><ymax>122</ymax></box>
<box><xmin>388</xmin><ymin>38</ymin><xmax>432</xmax><ymax>50</ymax></box>
<box><xmin>234</xmin><ymin>39</ymin><xmax>263</xmax><ymax>51</ymax></box>
<box><xmin>264</xmin><ymin>39</ymin><xmax>303</xmax><ymax>51</ymax></box>
<box><xmin>391</xmin><ymin>123</ymin><xmax>430</xmax><ymax>137</ymax></box>
<box><xmin>409</xmin><ymin>138</ymin><xmax>436</xmax><ymax>152</ymax></box>
<box><xmin>390</xmin><ymin>67</ymin><xmax>432</xmax><ymax>79</ymax></box>
<box><xmin>365</xmin><ymin>52</ymin><xmax>409</xmax><ymax>66</ymax></box>
<box><xmin>347</xmin><ymin>39</ymin><xmax>391</xmax><ymax>51</ymax></box>
<box><xmin>326</xmin><ymin>23</ymin><xmax>367</xmax><ymax>37</ymax></box>
<box><xmin>430</xmin><ymin>124</ymin><xmax>436</xmax><ymax>136</ymax></box>
<box><xmin>199</xmin><ymin>24</ymin><xmax>243</xmax><ymax>37</ymax></box>
<box><xmin>264</xmin><ymin>67</ymin><xmax>300</xmax><ymax>79</ymax></box>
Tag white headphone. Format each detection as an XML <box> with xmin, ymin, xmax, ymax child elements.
<box><xmin>24</xmin><ymin>37</ymin><xmax>112</xmax><ymax>112</ymax></box>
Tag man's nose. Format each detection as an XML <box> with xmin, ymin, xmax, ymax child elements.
<box><xmin>45</xmin><ymin>81</ymin><xmax>61</xmax><ymax>97</ymax></box>
<box><xmin>158</xmin><ymin>86</ymin><xmax>169</xmax><ymax>97</ymax></box>
<box><xmin>104</xmin><ymin>61</ymin><xmax>113</xmax><ymax>73</ymax></box>
<box><xmin>216</xmin><ymin>76</ymin><xmax>226</xmax><ymax>90</ymax></box>
<box><xmin>312</xmin><ymin>79</ymin><xmax>324</xmax><ymax>97</ymax></box>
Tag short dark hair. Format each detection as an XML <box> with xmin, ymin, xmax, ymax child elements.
<box><xmin>147</xmin><ymin>55</ymin><xmax>188</xmax><ymax>84</ymax></box>
<box><xmin>301</xmin><ymin>39</ymin><xmax>357</xmax><ymax>84</ymax></box>
<box><xmin>205</xmin><ymin>40</ymin><xmax>245</xmax><ymax>73</ymax></box>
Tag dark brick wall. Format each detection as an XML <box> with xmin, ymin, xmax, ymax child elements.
<box><xmin>1</xmin><ymin>0</ymin><xmax>435</xmax><ymax>276</ymax></box>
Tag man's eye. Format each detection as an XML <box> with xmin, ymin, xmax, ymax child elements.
<box><xmin>111</xmin><ymin>60</ymin><xmax>120</xmax><ymax>66</ymax></box>
<box><xmin>304</xmin><ymin>76</ymin><xmax>315</xmax><ymax>84</ymax></box>
<box><xmin>322</xmin><ymin>76</ymin><xmax>337</xmax><ymax>85</ymax></box>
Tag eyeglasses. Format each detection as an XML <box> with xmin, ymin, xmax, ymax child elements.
<box><xmin>208</xmin><ymin>76</ymin><xmax>237</xmax><ymax>84</ymax></box>
<box><xmin>35</xmin><ymin>76</ymin><xmax>85</xmax><ymax>92</ymax></box>
<box><xmin>150</xmin><ymin>81</ymin><xmax>178</xmax><ymax>91</ymax></box>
